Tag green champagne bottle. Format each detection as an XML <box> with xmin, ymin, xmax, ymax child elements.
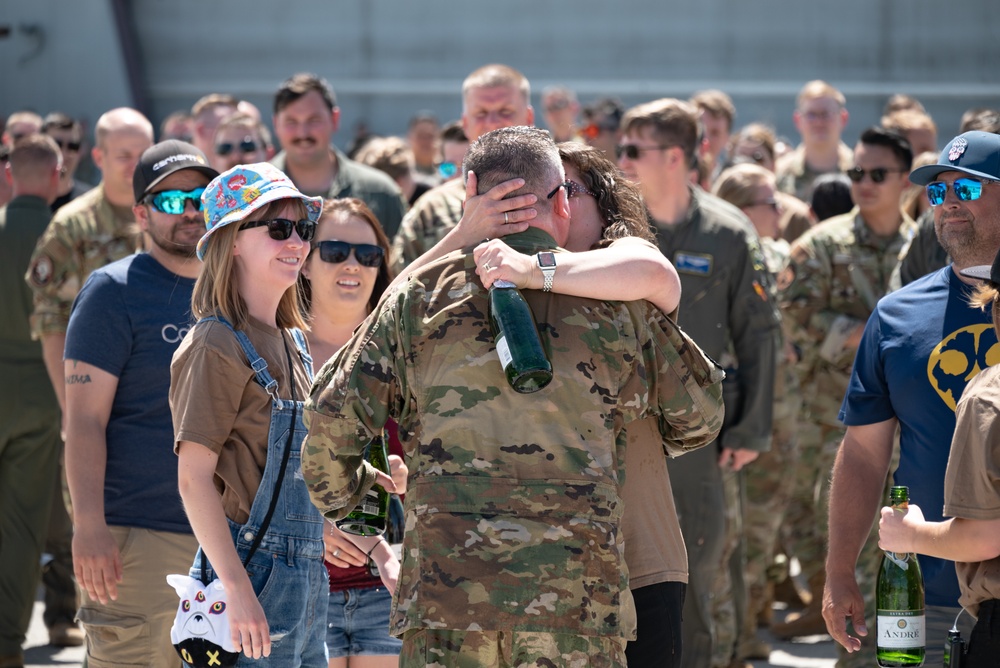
<box><xmin>487</xmin><ymin>279</ymin><xmax>552</xmax><ymax>394</ymax></box>
<box><xmin>336</xmin><ymin>432</ymin><xmax>390</xmax><ymax>537</ymax></box>
<box><xmin>876</xmin><ymin>485</ymin><xmax>926</xmax><ymax>667</ymax></box>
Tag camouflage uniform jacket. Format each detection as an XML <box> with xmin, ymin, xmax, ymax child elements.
<box><xmin>890</xmin><ymin>208</ymin><xmax>947</xmax><ymax>290</ymax></box>
<box><xmin>270</xmin><ymin>147</ymin><xmax>408</xmax><ymax>240</ymax></box>
<box><xmin>654</xmin><ymin>187</ymin><xmax>780</xmax><ymax>452</ymax></box>
<box><xmin>775</xmin><ymin>142</ymin><xmax>854</xmax><ymax>203</ymax></box>
<box><xmin>303</xmin><ymin>226</ymin><xmax>725</xmax><ymax>639</ymax></box>
<box><xmin>25</xmin><ymin>184</ymin><xmax>139</xmax><ymax>338</ymax></box>
<box><xmin>779</xmin><ymin>208</ymin><xmax>916</xmax><ymax>424</ymax></box>
<box><xmin>389</xmin><ymin>177</ymin><xmax>465</xmax><ymax>273</ymax></box>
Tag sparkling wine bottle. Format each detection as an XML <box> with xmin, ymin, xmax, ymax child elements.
<box><xmin>336</xmin><ymin>432</ymin><xmax>390</xmax><ymax>537</ymax></box>
<box><xmin>876</xmin><ymin>485</ymin><xmax>926</xmax><ymax>667</ymax></box>
<box><xmin>487</xmin><ymin>279</ymin><xmax>552</xmax><ymax>393</ymax></box>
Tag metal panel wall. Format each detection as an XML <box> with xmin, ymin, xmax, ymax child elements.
<box><xmin>4</xmin><ymin>0</ymin><xmax>1000</xmax><ymax>151</ymax></box>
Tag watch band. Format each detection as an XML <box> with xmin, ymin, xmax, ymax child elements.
<box><xmin>537</xmin><ymin>252</ymin><xmax>556</xmax><ymax>292</ymax></box>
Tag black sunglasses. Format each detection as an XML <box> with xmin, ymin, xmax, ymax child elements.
<box><xmin>616</xmin><ymin>143</ymin><xmax>673</xmax><ymax>160</ymax></box>
<box><xmin>845</xmin><ymin>167</ymin><xmax>901</xmax><ymax>184</ymax></box>
<box><xmin>215</xmin><ymin>137</ymin><xmax>260</xmax><ymax>156</ymax></box>
<box><xmin>315</xmin><ymin>240</ymin><xmax>385</xmax><ymax>267</ymax></box>
<box><xmin>239</xmin><ymin>218</ymin><xmax>316</xmax><ymax>242</ymax></box>
<box><xmin>52</xmin><ymin>138</ymin><xmax>82</xmax><ymax>152</ymax></box>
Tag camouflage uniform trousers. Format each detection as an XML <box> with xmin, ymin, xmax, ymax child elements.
<box><xmin>711</xmin><ymin>466</ymin><xmax>746</xmax><ymax>667</ymax></box>
<box><xmin>399</xmin><ymin>629</ymin><xmax>626</xmax><ymax>668</ymax></box>
<box><xmin>781</xmin><ymin>412</ymin><xmax>843</xmax><ymax>585</ymax></box>
<box><xmin>737</xmin><ymin>381</ymin><xmax>801</xmax><ymax>651</ymax></box>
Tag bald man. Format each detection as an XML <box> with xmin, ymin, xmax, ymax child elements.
<box><xmin>25</xmin><ymin>107</ymin><xmax>153</xmax><ymax>646</ymax></box>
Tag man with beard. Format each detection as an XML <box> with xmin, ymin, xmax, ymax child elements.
<box><xmin>62</xmin><ymin>141</ymin><xmax>217</xmax><ymax>667</ymax></box>
<box><xmin>824</xmin><ymin>131</ymin><xmax>1000</xmax><ymax>667</ymax></box>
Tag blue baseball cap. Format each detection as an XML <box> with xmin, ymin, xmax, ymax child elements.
<box><xmin>910</xmin><ymin>131</ymin><xmax>1000</xmax><ymax>185</ymax></box>
<box><xmin>197</xmin><ymin>162</ymin><xmax>323</xmax><ymax>260</ymax></box>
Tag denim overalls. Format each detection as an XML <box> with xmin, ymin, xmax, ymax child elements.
<box><xmin>189</xmin><ymin>317</ymin><xmax>328</xmax><ymax>666</ymax></box>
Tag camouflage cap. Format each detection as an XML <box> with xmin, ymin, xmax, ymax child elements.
<box><xmin>197</xmin><ymin>162</ymin><xmax>323</xmax><ymax>260</ymax></box>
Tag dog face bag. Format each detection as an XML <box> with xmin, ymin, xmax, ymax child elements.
<box><xmin>167</xmin><ymin>574</ymin><xmax>240</xmax><ymax>668</ymax></box>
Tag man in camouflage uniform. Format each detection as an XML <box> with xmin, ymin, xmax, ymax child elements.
<box><xmin>390</xmin><ymin>64</ymin><xmax>534</xmax><ymax>272</ymax></box>
<box><xmin>776</xmin><ymin>81</ymin><xmax>854</xmax><ymax>203</ymax></box>
<box><xmin>303</xmin><ymin>126</ymin><xmax>726</xmax><ymax>667</ymax></box>
<box><xmin>774</xmin><ymin>127</ymin><xmax>914</xmax><ymax>642</ymax></box>
<box><xmin>24</xmin><ymin>107</ymin><xmax>153</xmax><ymax>646</ymax></box>
<box><xmin>617</xmin><ymin>99</ymin><xmax>780</xmax><ymax>668</ymax></box>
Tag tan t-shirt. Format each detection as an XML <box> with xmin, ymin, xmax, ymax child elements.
<box><xmin>943</xmin><ymin>363</ymin><xmax>1000</xmax><ymax>618</ymax></box>
<box><xmin>621</xmin><ymin>416</ymin><xmax>688</xmax><ymax>588</ymax></box>
<box><xmin>170</xmin><ymin>316</ymin><xmax>312</xmax><ymax>525</ymax></box>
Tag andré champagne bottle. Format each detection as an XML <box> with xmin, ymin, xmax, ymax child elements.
<box><xmin>336</xmin><ymin>432</ymin><xmax>390</xmax><ymax>537</ymax></box>
<box><xmin>876</xmin><ymin>485</ymin><xmax>926</xmax><ymax>667</ymax></box>
<box><xmin>487</xmin><ymin>279</ymin><xmax>552</xmax><ymax>393</ymax></box>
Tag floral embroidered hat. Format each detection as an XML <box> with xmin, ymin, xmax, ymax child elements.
<box><xmin>197</xmin><ymin>162</ymin><xmax>323</xmax><ymax>260</ymax></box>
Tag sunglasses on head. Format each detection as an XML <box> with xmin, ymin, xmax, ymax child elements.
<box><xmin>239</xmin><ymin>218</ymin><xmax>316</xmax><ymax>242</ymax></box>
<box><xmin>215</xmin><ymin>137</ymin><xmax>260</xmax><ymax>156</ymax></box>
<box><xmin>546</xmin><ymin>180</ymin><xmax>596</xmax><ymax>199</ymax></box>
<box><xmin>315</xmin><ymin>240</ymin><xmax>385</xmax><ymax>267</ymax></box>
<box><xmin>926</xmin><ymin>178</ymin><xmax>996</xmax><ymax>206</ymax></box>
<box><xmin>845</xmin><ymin>167</ymin><xmax>900</xmax><ymax>184</ymax></box>
<box><xmin>52</xmin><ymin>138</ymin><xmax>82</xmax><ymax>152</ymax></box>
<box><xmin>144</xmin><ymin>188</ymin><xmax>205</xmax><ymax>215</ymax></box>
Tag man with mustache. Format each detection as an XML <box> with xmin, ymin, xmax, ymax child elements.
<box><xmin>62</xmin><ymin>141</ymin><xmax>217</xmax><ymax>668</ymax></box>
<box><xmin>270</xmin><ymin>72</ymin><xmax>407</xmax><ymax>239</ymax></box>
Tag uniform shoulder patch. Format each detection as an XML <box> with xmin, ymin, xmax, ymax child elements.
<box><xmin>28</xmin><ymin>255</ymin><xmax>54</xmax><ymax>287</ymax></box>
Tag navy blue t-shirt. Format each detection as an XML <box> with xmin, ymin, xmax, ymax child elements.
<box><xmin>65</xmin><ymin>253</ymin><xmax>196</xmax><ymax>533</ymax></box>
<box><xmin>840</xmin><ymin>266</ymin><xmax>999</xmax><ymax>606</ymax></box>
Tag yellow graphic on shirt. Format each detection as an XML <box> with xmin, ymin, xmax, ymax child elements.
<box><xmin>927</xmin><ymin>324</ymin><xmax>1000</xmax><ymax>411</ymax></box>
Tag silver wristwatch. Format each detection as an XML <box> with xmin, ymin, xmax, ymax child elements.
<box><xmin>537</xmin><ymin>252</ymin><xmax>556</xmax><ymax>292</ymax></box>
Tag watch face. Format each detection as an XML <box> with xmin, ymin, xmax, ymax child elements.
<box><xmin>538</xmin><ymin>252</ymin><xmax>556</xmax><ymax>268</ymax></box>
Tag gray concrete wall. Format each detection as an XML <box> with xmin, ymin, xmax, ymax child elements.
<box><xmin>4</xmin><ymin>0</ymin><xmax>1000</xmax><ymax>154</ymax></box>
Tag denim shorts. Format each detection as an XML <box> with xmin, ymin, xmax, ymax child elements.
<box><xmin>326</xmin><ymin>586</ymin><xmax>402</xmax><ymax>657</ymax></box>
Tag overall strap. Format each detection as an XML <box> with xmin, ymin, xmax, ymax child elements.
<box><xmin>197</xmin><ymin>315</ymin><xmax>282</xmax><ymax>407</ymax></box>
<box><xmin>289</xmin><ymin>327</ymin><xmax>314</xmax><ymax>383</ymax></box>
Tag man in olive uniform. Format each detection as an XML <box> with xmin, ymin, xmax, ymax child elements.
<box><xmin>618</xmin><ymin>98</ymin><xmax>780</xmax><ymax>668</ymax></box>
<box><xmin>0</xmin><ymin>134</ymin><xmax>63</xmax><ymax>667</ymax></box>
<box><xmin>390</xmin><ymin>63</ymin><xmax>534</xmax><ymax>272</ymax></box>
<box><xmin>304</xmin><ymin>126</ymin><xmax>726</xmax><ymax>667</ymax></box>
<box><xmin>24</xmin><ymin>107</ymin><xmax>154</xmax><ymax>646</ymax></box>
<box><xmin>775</xmin><ymin>127</ymin><xmax>914</xmax><ymax>642</ymax></box>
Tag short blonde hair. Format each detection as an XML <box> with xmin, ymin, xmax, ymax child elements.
<box><xmin>192</xmin><ymin>198</ymin><xmax>309</xmax><ymax>331</ymax></box>
<box><xmin>462</xmin><ymin>64</ymin><xmax>530</xmax><ymax>104</ymax></box>
<box><xmin>713</xmin><ymin>163</ymin><xmax>775</xmax><ymax>210</ymax></box>
<box><xmin>691</xmin><ymin>89</ymin><xmax>736</xmax><ymax>130</ymax></box>
<box><xmin>622</xmin><ymin>98</ymin><xmax>700</xmax><ymax>165</ymax></box>
<box><xmin>797</xmin><ymin>80</ymin><xmax>846</xmax><ymax>109</ymax></box>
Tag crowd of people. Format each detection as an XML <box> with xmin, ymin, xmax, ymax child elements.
<box><xmin>2</xmin><ymin>62</ymin><xmax>1000</xmax><ymax>668</ymax></box>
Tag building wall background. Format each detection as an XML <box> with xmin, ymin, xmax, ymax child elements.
<box><xmin>4</xmin><ymin>0</ymin><xmax>1000</xmax><ymax>154</ymax></box>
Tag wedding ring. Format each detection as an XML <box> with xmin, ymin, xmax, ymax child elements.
<box><xmin>332</xmin><ymin>549</ymin><xmax>341</xmax><ymax>559</ymax></box>
<box><xmin>484</xmin><ymin>263</ymin><xmax>492</xmax><ymax>272</ymax></box>
<box><xmin>504</xmin><ymin>211</ymin><xmax>509</xmax><ymax>224</ymax></box>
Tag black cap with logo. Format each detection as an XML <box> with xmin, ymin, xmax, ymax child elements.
<box><xmin>132</xmin><ymin>140</ymin><xmax>219</xmax><ymax>203</ymax></box>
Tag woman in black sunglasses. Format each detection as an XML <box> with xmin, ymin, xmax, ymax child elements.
<box><xmin>300</xmin><ymin>198</ymin><xmax>407</xmax><ymax>668</ymax></box>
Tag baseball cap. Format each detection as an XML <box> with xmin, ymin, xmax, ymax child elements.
<box><xmin>197</xmin><ymin>162</ymin><xmax>323</xmax><ymax>260</ymax></box>
<box><xmin>133</xmin><ymin>140</ymin><xmax>219</xmax><ymax>202</ymax></box>
<box><xmin>909</xmin><ymin>131</ymin><xmax>1000</xmax><ymax>185</ymax></box>
<box><xmin>959</xmin><ymin>247</ymin><xmax>1000</xmax><ymax>284</ymax></box>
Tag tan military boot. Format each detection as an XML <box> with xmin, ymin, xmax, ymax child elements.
<box><xmin>770</xmin><ymin>572</ymin><xmax>828</xmax><ymax>639</ymax></box>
